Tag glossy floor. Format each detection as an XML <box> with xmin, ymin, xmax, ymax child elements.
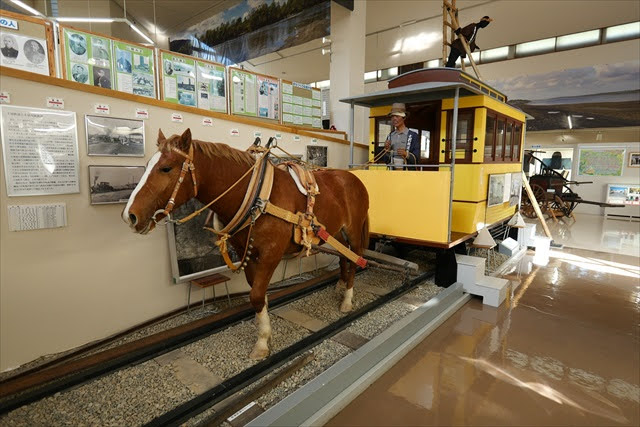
<box><xmin>530</xmin><ymin>212</ymin><xmax>640</xmax><ymax>257</ymax></box>
<box><xmin>327</xmin><ymin>248</ymin><xmax>640</xmax><ymax>426</ymax></box>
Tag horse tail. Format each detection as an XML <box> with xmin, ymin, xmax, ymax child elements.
<box><xmin>361</xmin><ymin>215</ymin><xmax>370</xmax><ymax>252</ymax></box>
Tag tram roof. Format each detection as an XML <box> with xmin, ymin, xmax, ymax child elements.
<box><xmin>339</xmin><ymin>81</ymin><xmax>485</xmax><ymax>108</ymax></box>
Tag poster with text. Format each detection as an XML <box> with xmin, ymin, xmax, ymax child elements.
<box><xmin>281</xmin><ymin>80</ymin><xmax>321</xmax><ymax>128</ymax></box>
<box><xmin>161</xmin><ymin>51</ymin><xmax>197</xmax><ymax>107</ymax></box>
<box><xmin>257</xmin><ymin>75</ymin><xmax>280</xmax><ymax>121</ymax></box>
<box><xmin>1</xmin><ymin>105</ymin><xmax>79</xmax><ymax>196</ymax></box>
<box><xmin>63</xmin><ymin>28</ymin><xmax>113</xmax><ymax>90</ymax></box>
<box><xmin>0</xmin><ymin>31</ymin><xmax>49</xmax><ymax>75</ymax></box>
<box><xmin>230</xmin><ymin>68</ymin><xmax>257</xmax><ymax>117</ymax></box>
<box><xmin>113</xmin><ymin>40</ymin><xmax>155</xmax><ymax>98</ymax></box>
<box><xmin>196</xmin><ymin>61</ymin><xmax>227</xmax><ymax>113</ymax></box>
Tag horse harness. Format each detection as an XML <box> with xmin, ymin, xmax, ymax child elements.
<box><xmin>164</xmin><ymin>141</ymin><xmax>367</xmax><ymax>273</ymax></box>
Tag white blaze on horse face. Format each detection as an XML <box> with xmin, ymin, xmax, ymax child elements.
<box><xmin>122</xmin><ymin>152</ymin><xmax>162</xmax><ymax>224</ymax></box>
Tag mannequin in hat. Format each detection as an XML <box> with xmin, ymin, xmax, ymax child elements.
<box><xmin>383</xmin><ymin>103</ymin><xmax>420</xmax><ymax>167</ymax></box>
<box><xmin>446</xmin><ymin>16</ymin><xmax>493</xmax><ymax>68</ymax></box>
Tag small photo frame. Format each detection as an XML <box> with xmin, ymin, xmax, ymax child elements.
<box><xmin>306</xmin><ymin>145</ymin><xmax>327</xmax><ymax>167</ymax></box>
<box><xmin>89</xmin><ymin>165</ymin><xmax>145</xmax><ymax>205</ymax></box>
<box><xmin>629</xmin><ymin>152</ymin><xmax>640</xmax><ymax>168</ymax></box>
<box><xmin>85</xmin><ymin>115</ymin><xmax>145</xmax><ymax>157</ymax></box>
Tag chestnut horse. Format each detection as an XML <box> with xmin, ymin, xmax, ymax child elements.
<box><xmin>123</xmin><ymin>129</ymin><xmax>369</xmax><ymax>359</ymax></box>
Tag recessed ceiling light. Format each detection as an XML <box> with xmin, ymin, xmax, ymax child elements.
<box><xmin>572</xmin><ymin>114</ymin><xmax>583</xmax><ymax>118</ymax></box>
<box><xmin>547</xmin><ymin>111</ymin><xmax>560</xmax><ymax>114</ymax></box>
<box><xmin>586</xmin><ymin>117</ymin><xmax>594</xmax><ymax>120</ymax></box>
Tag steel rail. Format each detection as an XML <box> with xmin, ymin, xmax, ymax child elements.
<box><xmin>145</xmin><ymin>270</ymin><xmax>434</xmax><ymax>427</ymax></box>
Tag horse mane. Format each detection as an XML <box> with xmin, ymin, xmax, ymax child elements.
<box><xmin>159</xmin><ymin>135</ymin><xmax>255</xmax><ymax>166</ymax></box>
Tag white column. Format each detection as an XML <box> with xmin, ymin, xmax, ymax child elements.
<box><xmin>329</xmin><ymin>1</ymin><xmax>367</xmax><ymax>148</ymax></box>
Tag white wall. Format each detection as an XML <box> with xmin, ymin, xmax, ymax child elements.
<box><xmin>0</xmin><ymin>74</ymin><xmax>367</xmax><ymax>371</ymax></box>
<box><xmin>526</xmin><ymin>129</ymin><xmax>640</xmax><ymax>215</ymax></box>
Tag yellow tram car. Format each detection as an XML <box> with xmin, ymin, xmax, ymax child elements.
<box><xmin>342</xmin><ymin>68</ymin><xmax>526</xmax><ymax>248</ymax></box>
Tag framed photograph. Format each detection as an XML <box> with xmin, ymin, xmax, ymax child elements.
<box><xmin>629</xmin><ymin>152</ymin><xmax>640</xmax><ymax>168</ymax></box>
<box><xmin>306</xmin><ymin>145</ymin><xmax>327</xmax><ymax>167</ymax></box>
<box><xmin>85</xmin><ymin>115</ymin><xmax>145</xmax><ymax>157</ymax></box>
<box><xmin>271</xmin><ymin>154</ymin><xmax>303</xmax><ymax>165</ymax></box>
<box><xmin>487</xmin><ymin>174</ymin><xmax>506</xmax><ymax>207</ymax></box>
<box><xmin>89</xmin><ymin>165</ymin><xmax>145</xmax><ymax>205</ymax></box>
<box><xmin>167</xmin><ymin>199</ymin><xmax>240</xmax><ymax>283</ymax></box>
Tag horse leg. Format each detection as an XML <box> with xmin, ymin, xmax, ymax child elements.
<box><xmin>340</xmin><ymin>220</ymin><xmax>367</xmax><ymax>313</ymax></box>
<box><xmin>340</xmin><ymin>262</ymin><xmax>356</xmax><ymax>313</ymax></box>
<box><xmin>250</xmin><ymin>291</ymin><xmax>271</xmax><ymax>360</ymax></box>
<box><xmin>245</xmin><ymin>257</ymin><xmax>281</xmax><ymax>360</ymax></box>
<box><xmin>336</xmin><ymin>257</ymin><xmax>349</xmax><ymax>293</ymax></box>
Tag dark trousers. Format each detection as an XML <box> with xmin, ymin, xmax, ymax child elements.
<box><xmin>446</xmin><ymin>48</ymin><xmax>462</xmax><ymax>68</ymax></box>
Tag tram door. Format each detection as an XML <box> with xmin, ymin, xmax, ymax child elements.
<box><xmin>406</xmin><ymin>102</ymin><xmax>441</xmax><ymax>169</ymax></box>
<box><xmin>373</xmin><ymin>117</ymin><xmax>392</xmax><ymax>160</ymax></box>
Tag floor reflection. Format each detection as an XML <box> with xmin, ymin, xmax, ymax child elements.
<box><xmin>326</xmin><ymin>247</ymin><xmax>640</xmax><ymax>426</ymax></box>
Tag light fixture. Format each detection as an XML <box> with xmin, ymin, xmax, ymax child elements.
<box><xmin>547</xmin><ymin>111</ymin><xmax>560</xmax><ymax>114</ymax></box>
<box><xmin>507</xmin><ymin>212</ymin><xmax>526</xmax><ymax>228</ymax></box>
<box><xmin>9</xmin><ymin>0</ymin><xmax>44</xmax><ymax>16</ymax></box>
<box><xmin>567</xmin><ymin>115</ymin><xmax>572</xmax><ymax>129</ymax></box>
<box><xmin>129</xmin><ymin>22</ymin><xmax>154</xmax><ymax>44</ymax></box>
<box><xmin>322</xmin><ymin>37</ymin><xmax>331</xmax><ymax>44</ymax></box>
<box><xmin>322</xmin><ymin>48</ymin><xmax>331</xmax><ymax>55</ymax></box>
<box><xmin>473</xmin><ymin>227</ymin><xmax>496</xmax><ymax>248</ymax></box>
<box><xmin>56</xmin><ymin>17</ymin><xmax>117</xmax><ymax>23</ymax></box>
<box><xmin>596</xmin><ymin>131</ymin><xmax>603</xmax><ymax>141</ymax></box>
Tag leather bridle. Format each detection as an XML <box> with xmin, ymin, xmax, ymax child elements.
<box><xmin>152</xmin><ymin>144</ymin><xmax>198</xmax><ymax>225</ymax></box>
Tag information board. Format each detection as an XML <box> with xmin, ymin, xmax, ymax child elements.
<box><xmin>257</xmin><ymin>74</ymin><xmax>280</xmax><ymax>121</ymax></box>
<box><xmin>160</xmin><ymin>51</ymin><xmax>227</xmax><ymax>112</ymax></box>
<box><xmin>1</xmin><ymin>105</ymin><xmax>79</xmax><ymax>196</ymax></box>
<box><xmin>281</xmin><ymin>80</ymin><xmax>322</xmax><ymax>128</ymax></box>
<box><xmin>62</xmin><ymin>27</ymin><xmax>114</xmax><ymax>90</ymax></box>
<box><xmin>112</xmin><ymin>40</ymin><xmax>155</xmax><ymax>98</ymax></box>
<box><xmin>0</xmin><ymin>10</ymin><xmax>54</xmax><ymax>76</ymax></box>
<box><xmin>230</xmin><ymin>68</ymin><xmax>257</xmax><ymax>117</ymax></box>
<box><xmin>578</xmin><ymin>148</ymin><xmax>625</xmax><ymax>176</ymax></box>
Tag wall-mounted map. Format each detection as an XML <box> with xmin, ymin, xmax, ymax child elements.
<box><xmin>578</xmin><ymin>148</ymin><xmax>625</xmax><ymax>176</ymax></box>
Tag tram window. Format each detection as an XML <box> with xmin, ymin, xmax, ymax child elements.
<box><xmin>376</xmin><ymin>118</ymin><xmax>392</xmax><ymax>144</ymax></box>
<box><xmin>420</xmin><ymin>130</ymin><xmax>430</xmax><ymax>159</ymax></box>
<box><xmin>513</xmin><ymin>124</ymin><xmax>522</xmax><ymax>161</ymax></box>
<box><xmin>484</xmin><ymin>115</ymin><xmax>496</xmax><ymax>160</ymax></box>
<box><xmin>495</xmin><ymin>119</ymin><xmax>506</xmax><ymax>160</ymax></box>
<box><xmin>446</xmin><ymin>109</ymin><xmax>474</xmax><ymax>163</ymax></box>
<box><xmin>505</xmin><ymin>122</ymin><xmax>513</xmax><ymax>160</ymax></box>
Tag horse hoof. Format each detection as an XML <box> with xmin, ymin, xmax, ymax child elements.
<box><xmin>249</xmin><ymin>347</ymin><xmax>270</xmax><ymax>360</ymax></box>
<box><xmin>340</xmin><ymin>302</ymin><xmax>353</xmax><ymax>313</ymax></box>
<box><xmin>335</xmin><ymin>280</ymin><xmax>346</xmax><ymax>293</ymax></box>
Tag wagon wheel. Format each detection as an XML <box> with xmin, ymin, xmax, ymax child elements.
<box><xmin>522</xmin><ymin>183</ymin><xmax>549</xmax><ymax>218</ymax></box>
<box><xmin>550</xmin><ymin>195</ymin><xmax>570</xmax><ymax>218</ymax></box>
<box><xmin>520</xmin><ymin>188</ymin><xmax>536</xmax><ymax>218</ymax></box>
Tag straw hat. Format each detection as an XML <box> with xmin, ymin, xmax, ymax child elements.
<box><xmin>388</xmin><ymin>103</ymin><xmax>407</xmax><ymax>118</ymax></box>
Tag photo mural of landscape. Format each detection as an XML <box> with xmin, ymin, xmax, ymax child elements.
<box><xmin>170</xmin><ymin>0</ymin><xmax>330</xmax><ymax>65</ymax></box>
<box><xmin>489</xmin><ymin>60</ymin><xmax>640</xmax><ymax>131</ymax></box>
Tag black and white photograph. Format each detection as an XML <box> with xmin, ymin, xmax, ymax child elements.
<box><xmin>91</xmin><ymin>37</ymin><xmax>110</xmax><ymax>64</ymax></box>
<box><xmin>1</xmin><ymin>34</ymin><xmax>19</xmax><ymax>59</ymax></box>
<box><xmin>173</xmin><ymin>62</ymin><xmax>193</xmax><ymax>75</ymax></box>
<box><xmin>271</xmin><ymin>153</ymin><xmax>303</xmax><ymax>165</ymax></box>
<box><xmin>23</xmin><ymin>39</ymin><xmax>45</xmax><ymax>64</ymax></box>
<box><xmin>133</xmin><ymin>73</ymin><xmax>154</xmax><ymax>88</ymax></box>
<box><xmin>178</xmin><ymin>90</ymin><xmax>196</xmax><ymax>106</ymax></box>
<box><xmin>509</xmin><ymin>172</ymin><xmax>523</xmax><ymax>206</ymax></box>
<box><xmin>71</xmin><ymin>63</ymin><xmax>88</xmax><ymax>83</ymax></box>
<box><xmin>306</xmin><ymin>145</ymin><xmax>327</xmax><ymax>167</ymax></box>
<box><xmin>85</xmin><ymin>115</ymin><xmax>145</xmax><ymax>157</ymax></box>
<box><xmin>89</xmin><ymin>165</ymin><xmax>145</xmax><ymax>205</ymax></box>
<box><xmin>177</xmin><ymin>75</ymin><xmax>196</xmax><ymax>91</ymax></box>
<box><xmin>68</xmin><ymin>32</ymin><xmax>87</xmax><ymax>57</ymax></box>
<box><xmin>93</xmin><ymin>66</ymin><xmax>111</xmax><ymax>89</ymax></box>
<box><xmin>168</xmin><ymin>199</ymin><xmax>240</xmax><ymax>282</ymax></box>
<box><xmin>629</xmin><ymin>152</ymin><xmax>640</xmax><ymax>168</ymax></box>
<box><xmin>488</xmin><ymin>174</ymin><xmax>506</xmax><ymax>207</ymax></box>
<box><xmin>163</xmin><ymin>59</ymin><xmax>174</xmax><ymax>76</ymax></box>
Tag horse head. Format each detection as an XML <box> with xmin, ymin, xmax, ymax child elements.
<box><xmin>122</xmin><ymin>128</ymin><xmax>197</xmax><ymax>234</ymax></box>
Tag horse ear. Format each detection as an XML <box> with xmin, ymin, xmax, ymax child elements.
<box><xmin>158</xmin><ymin>129</ymin><xmax>166</xmax><ymax>141</ymax></box>
<box><xmin>177</xmin><ymin>128</ymin><xmax>192</xmax><ymax>152</ymax></box>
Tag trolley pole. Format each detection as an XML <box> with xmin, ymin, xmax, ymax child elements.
<box><xmin>349</xmin><ymin>101</ymin><xmax>355</xmax><ymax>166</ymax></box>
<box><xmin>447</xmin><ymin>87</ymin><xmax>459</xmax><ymax>243</ymax></box>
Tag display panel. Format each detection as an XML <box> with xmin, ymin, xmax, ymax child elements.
<box><xmin>230</xmin><ymin>67</ymin><xmax>258</xmax><ymax>117</ymax></box>
<box><xmin>112</xmin><ymin>40</ymin><xmax>156</xmax><ymax>98</ymax></box>
<box><xmin>0</xmin><ymin>10</ymin><xmax>54</xmax><ymax>76</ymax></box>
<box><xmin>282</xmin><ymin>80</ymin><xmax>322</xmax><ymax>128</ymax></box>
<box><xmin>257</xmin><ymin>74</ymin><xmax>280</xmax><ymax>121</ymax></box>
<box><xmin>62</xmin><ymin>27</ymin><xmax>113</xmax><ymax>90</ymax></box>
<box><xmin>1</xmin><ymin>105</ymin><xmax>79</xmax><ymax>196</ymax></box>
<box><xmin>606</xmin><ymin>184</ymin><xmax>640</xmax><ymax>206</ymax></box>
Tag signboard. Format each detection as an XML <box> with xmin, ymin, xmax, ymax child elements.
<box><xmin>282</xmin><ymin>80</ymin><xmax>321</xmax><ymax>128</ymax></box>
<box><xmin>257</xmin><ymin>75</ymin><xmax>280</xmax><ymax>121</ymax></box>
<box><xmin>0</xmin><ymin>10</ymin><xmax>53</xmax><ymax>76</ymax></box>
<box><xmin>62</xmin><ymin>27</ymin><xmax>113</xmax><ymax>90</ymax></box>
<box><xmin>1</xmin><ymin>105</ymin><xmax>79</xmax><ymax>196</ymax></box>
<box><xmin>112</xmin><ymin>40</ymin><xmax>155</xmax><ymax>98</ymax></box>
<box><xmin>196</xmin><ymin>60</ymin><xmax>227</xmax><ymax>113</ymax></box>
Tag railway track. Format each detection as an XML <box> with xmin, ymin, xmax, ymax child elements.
<box><xmin>0</xmin><ymin>263</ymin><xmax>438</xmax><ymax>426</ymax></box>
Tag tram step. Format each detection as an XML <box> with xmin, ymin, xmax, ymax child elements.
<box><xmin>455</xmin><ymin>254</ymin><xmax>485</xmax><ymax>285</ymax></box>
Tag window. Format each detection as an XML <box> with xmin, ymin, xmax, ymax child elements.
<box><xmin>605</xmin><ymin>22</ymin><xmax>640</xmax><ymax>42</ymax></box>
<box><xmin>556</xmin><ymin>29</ymin><xmax>600</xmax><ymax>50</ymax></box>
<box><xmin>483</xmin><ymin>110</ymin><xmax>524</xmax><ymax>163</ymax></box>
<box><xmin>515</xmin><ymin>38</ymin><xmax>556</xmax><ymax>57</ymax></box>
<box><xmin>480</xmin><ymin>46</ymin><xmax>509</xmax><ymax>63</ymax></box>
<box><xmin>446</xmin><ymin>109</ymin><xmax>475</xmax><ymax>163</ymax></box>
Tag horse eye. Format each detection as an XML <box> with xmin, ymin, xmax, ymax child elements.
<box><xmin>160</xmin><ymin>166</ymin><xmax>172</xmax><ymax>173</ymax></box>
